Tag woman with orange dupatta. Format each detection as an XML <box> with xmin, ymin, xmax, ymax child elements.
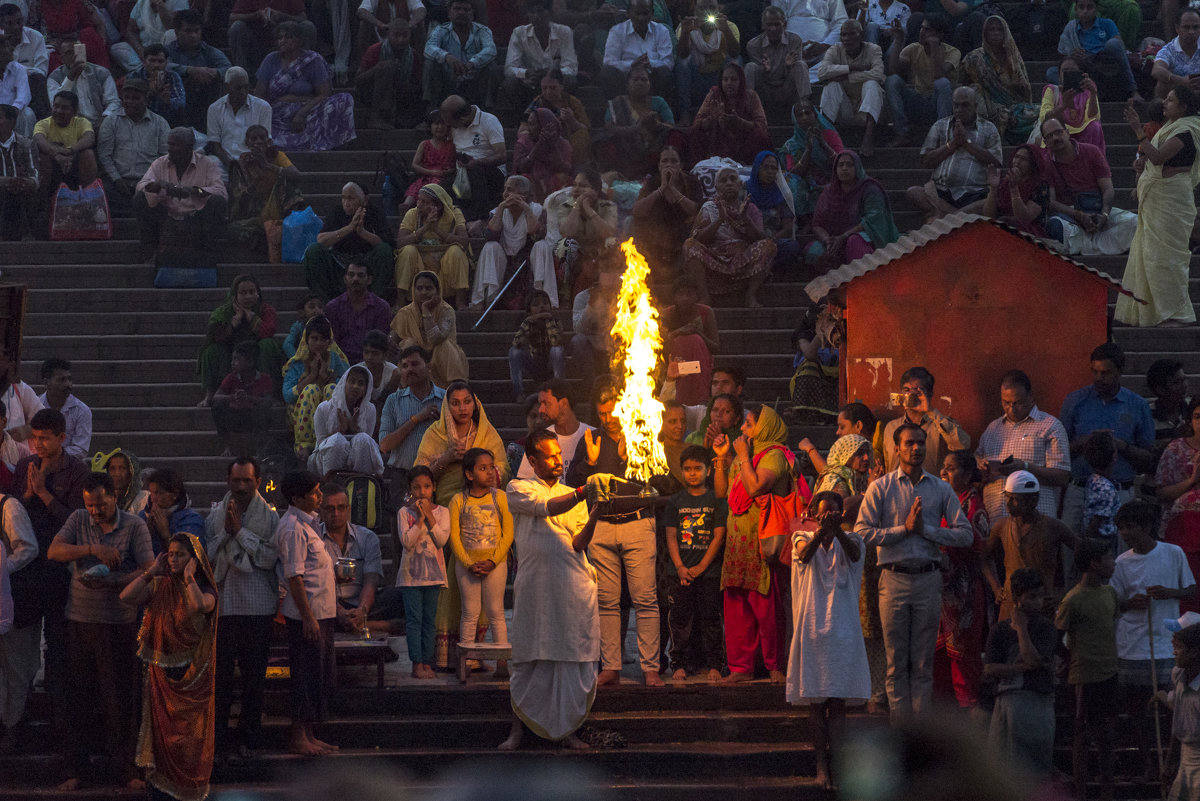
<box><xmin>121</xmin><ymin>533</ymin><xmax>218</xmax><ymax>801</ymax></box>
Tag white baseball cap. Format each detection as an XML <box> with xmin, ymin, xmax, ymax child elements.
<box><xmin>1004</xmin><ymin>470</ymin><xmax>1040</xmax><ymax>494</ymax></box>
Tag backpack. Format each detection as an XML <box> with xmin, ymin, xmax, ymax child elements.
<box><xmin>337</xmin><ymin>472</ymin><xmax>388</xmax><ymax>533</ymax></box>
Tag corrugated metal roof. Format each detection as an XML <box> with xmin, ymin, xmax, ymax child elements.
<box><xmin>803</xmin><ymin>212</ymin><xmax>1140</xmax><ymax>303</ymax></box>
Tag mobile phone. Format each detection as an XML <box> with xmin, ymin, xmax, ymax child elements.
<box><xmin>705</xmin><ymin>13</ymin><xmax>717</xmax><ymax>22</ymax></box>
<box><xmin>73</xmin><ymin>42</ymin><xmax>87</xmax><ymax>63</ymax></box>
<box><xmin>1063</xmin><ymin>70</ymin><xmax>1082</xmax><ymax>92</ymax></box>
<box><xmin>677</xmin><ymin>360</ymin><xmax>702</xmax><ymax>376</ymax></box>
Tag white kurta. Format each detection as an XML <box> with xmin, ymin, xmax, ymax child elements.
<box><xmin>506</xmin><ymin>476</ymin><xmax>600</xmax><ymax>740</ymax></box>
<box><xmin>785</xmin><ymin>528</ymin><xmax>871</xmax><ymax>705</ymax></box>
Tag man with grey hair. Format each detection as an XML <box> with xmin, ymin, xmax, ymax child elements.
<box><xmin>905</xmin><ymin>85</ymin><xmax>1001</xmax><ymax>221</ymax></box>
<box><xmin>303</xmin><ymin>181</ymin><xmax>395</xmax><ymax>300</ymax></box>
<box><xmin>205</xmin><ymin>66</ymin><xmax>272</xmax><ymax>169</ymax></box>
<box><xmin>745</xmin><ymin>5</ymin><xmax>809</xmax><ymax>116</ymax></box>
<box><xmin>817</xmin><ymin>19</ymin><xmax>884</xmax><ymax>156</ymax></box>
<box><xmin>471</xmin><ymin>174</ymin><xmax>557</xmax><ymax>311</ymax></box>
<box><xmin>134</xmin><ymin>126</ymin><xmax>227</xmax><ymax>262</ymax></box>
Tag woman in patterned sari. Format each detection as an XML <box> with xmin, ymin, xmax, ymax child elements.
<box><xmin>255</xmin><ymin>21</ymin><xmax>356</xmax><ymax>152</ymax></box>
<box><xmin>682</xmin><ymin>167</ymin><xmax>776</xmax><ymax>308</ymax></box>
<box><xmin>121</xmin><ymin>533</ymin><xmax>217</xmax><ymax>801</ymax></box>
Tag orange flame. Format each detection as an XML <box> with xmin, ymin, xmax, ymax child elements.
<box><xmin>611</xmin><ymin>239</ymin><xmax>668</xmax><ymax>483</ymax></box>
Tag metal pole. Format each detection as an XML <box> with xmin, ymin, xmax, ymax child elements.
<box><xmin>472</xmin><ymin>259</ymin><xmax>529</xmax><ymax>330</ymax></box>
<box><xmin>1149</xmin><ymin>602</ymin><xmax>1167</xmax><ymax>799</ymax></box>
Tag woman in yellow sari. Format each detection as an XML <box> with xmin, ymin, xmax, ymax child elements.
<box><xmin>394</xmin><ymin>184</ymin><xmax>471</xmax><ymax>308</ymax></box>
<box><xmin>1116</xmin><ymin>88</ymin><xmax>1200</xmax><ymax>327</ymax></box>
<box><xmin>120</xmin><ymin>533</ymin><xmax>217</xmax><ymax>801</ymax></box>
<box><xmin>414</xmin><ymin>380</ymin><xmax>510</xmax><ymax>669</ymax></box>
<box><xmin>712</xmin><ymin>404</ymin><xmax>792</xmax><ymax>684</ymax></box>
<box><xmin>390</xmin><ymin>271</ymin><xmax>469</xmax><ymax>388</ymax></box>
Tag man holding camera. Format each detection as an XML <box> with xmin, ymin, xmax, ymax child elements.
<box><xmin>133</xmin><ymin>126</ymin><xmax>226</xmax><ymax>263</ymax></box>
<box><xmin>882</xmin><ymin>366</ymin><xmax>971</xmax><ymax>474</ymax></box>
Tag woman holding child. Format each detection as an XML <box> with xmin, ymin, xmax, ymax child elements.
<box><xmin>197</xmin><ymin>274</ymin><xmax>284</xmax><ymax>408</ymax></box>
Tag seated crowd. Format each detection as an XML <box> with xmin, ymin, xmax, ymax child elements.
<box><xmin>6</xmin><ymin>0</ymin><xmax>1200</xmax><ymax>797</ymax></box>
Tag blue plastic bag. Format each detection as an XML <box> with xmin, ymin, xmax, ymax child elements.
<box><xmin>282</xmin><ymin>206</ymin><xmax>322</xmax><ymax>263</ymax></box>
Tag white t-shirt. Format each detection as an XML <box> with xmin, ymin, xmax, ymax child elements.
<box><xmin>516</xmin><ymin>422</ymin><xmax>595</xmax><ymax>479</ymax></box>
<box><xmin>1111</xmin><ymin>541</ymin><xmax>1196</xmax><ymax>661</ymax></box>
<box><xmin>452</xmin><ymin>107</ymin><xmax>506</xmax><ymax>162</ymax></box>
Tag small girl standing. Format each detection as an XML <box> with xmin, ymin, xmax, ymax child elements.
<box><xmin>448</xmin><ymin>448</ymin><xmax>514</xmax><ymax>678</ymax></box>
<box><xmin>397</xmin><ymin>466</ymin><xmax>451</xmax><ymax>679</ymax></box>
<box><xmin>401</xmin><ymin>112</ymin><xmax>457</xmax><ymax>218</ymax></box>
<box><xmin>1158</xmin><ymin>622</ymin><xmax>1200</xmax><ymax>800</ymax></box>
<box><xmin>786</xmin><ymin>491</ymin><xmax>870</xmax><ymax>791</ymax></box>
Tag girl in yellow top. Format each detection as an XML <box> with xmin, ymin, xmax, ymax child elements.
<box><xmin>449</xmin><ymin>447</ymin><xmax>515</xmax><ymax>677</ymax></box>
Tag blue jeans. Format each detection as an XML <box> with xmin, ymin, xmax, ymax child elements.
<box><xmin>884</xmin><ymin>74</ymin><xmax>952</xmax><ymax>138</ymax></box>
<box><xmin>1045</xmin><ymin>38</ymin><xmax>1136</xmax><ymax>98</ymax></box>
<box><xmin>509</xmin><ymin>345</ymin><xmax>565</xmax><ymax>396</ymax></box>
<box><xmin>400</xmin><ymin>585</ymin><xmax>442</xmax><ymax>664</ymax></box>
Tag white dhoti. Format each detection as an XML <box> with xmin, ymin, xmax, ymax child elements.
<box><xmin>1050</xmin><ymin>207</ymin><xmax>1138</xmax><ymax>256</ymax></box>
<box><xmin>510</xmin><ymin>660</ymin><xmax>598</xmax><ymax>741</ymax></box>
<box><xmin>819</xmin><ymin>79</ymin><xmax>884</xmax><ymax>125</ymax></box>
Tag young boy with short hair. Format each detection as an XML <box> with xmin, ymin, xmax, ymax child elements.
<box><xmin>211</xmin><ymin>340</ymin><xmax>275</xmax><ymax>455</ymax></box>
<box><xmin>1055</xmin><ymin>537</ymin><xmax>1118</xmax><ymax>799</ymax></box>
<box><xmin>1111</xmin><ymin>498</ymin><xmax>1197</xmax><ymax>782</ymax></box>
<box><xmin>984</xmin><ymin>567</ymin><xmax>1059</xmax><ymax>775</ymax></box>
<box><xmin>664</xmin><ymin>444</ymin><xmax>727</xmax><ymax>682</ymax></box>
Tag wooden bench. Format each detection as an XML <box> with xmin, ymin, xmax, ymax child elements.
<box><xmin>456</xmin><ymin>641</ymin><xmax>512</xmax><ymax>683</ymax></box>
<box><xmin>334</xmin><ymin>632</ymin><xmax>392</xmax><ymax>689</ymax></box>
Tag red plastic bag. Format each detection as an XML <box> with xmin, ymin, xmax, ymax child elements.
<box><xmin>49</xmin><ymin>179</ymin><xmax>112</xmax><ymax>241</ymax></box>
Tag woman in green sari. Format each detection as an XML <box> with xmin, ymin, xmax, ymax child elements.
<box><xmin>227</xmin><ymin>125</ymin><xmax>305</xmax><ymax>259</ymax></box>
<box><xmin>197</xmin><ymin>274</ymin><xmax>284</xmax><ymax>407</ymax></box>
<box><xmin>961</xmin><ymin>16</ymin><xmax>1038</xmax><ymax>145</ymax></box>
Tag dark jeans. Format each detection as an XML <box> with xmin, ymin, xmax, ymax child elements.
<box><xmin>64</xmin><ymin>620</ymin><xmax>139</xmax><ymax>783</ymax></box>
<box><xmin>132</xmin><ymin>191</ymin><xmax>228</xmax><ymax>251</ymax></box>
<box><xmin>356</xmin><ymin>59</ymin><xmax>427</xmax><ymax>126</ymax></box>
<box><xmin>667</xmin><ymin>572</ymin><xmax>724</xmax><ymax>672</ymax></box>
<box><xmin>460</xmin><ymin>162</ymin><xmax>506</xmax><ymax>222</ymax></box>
<box><xmin>0</xmin><ymin>186</ymin><xmax>34</xmax><ymax>241</ymax></box>
<box><xmin>285</xmin><ymin>617</ymin><xmax>335</xmax><ymax>724</ymax></box>
<box><xmin>214</xmin><ymin>614</ymin><xmax>274</xmax><ymax>750</ymax></box>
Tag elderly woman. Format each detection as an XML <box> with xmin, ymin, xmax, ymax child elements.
<box><xmin>415</xmin><ymin>380</ymin><xmax>509</xmax><ymax>668</ymax></box>
<box><xmin>1036</xmin><ymin>57</ymin><xmax>1105</xmax><ymax>151</ymax></box>
<box><xmin>806</xmin><ymin>150</ymin><xmax>899</xmax><ymax>270</ymax></box>
<box><xmin>197</xmin><ymin>274</ymin><xmax>284</xmax><ymax>407</ymax></box>
<box><xmin>781</xmin><ymin>101</ymin><xmax>844</xmax><ymax>227</ymax></box>
<box><xmin>525</xmin><ymin>69</ymin><xmax>591</xmax><ymax>165</ymax></box>
<box><xmin>390</xmin><ymin>271</ymin><xmax>469</xmax><ymax>386</ymax></box>
<box><xmin>282</xmin><ymin>315</ymin><xmax>349</xmax><ymax>459</ymax></box>
<box><xmin>683</xmin><ymin>167</ymin><xmax>776</xmax><ymax>307</ymax></box>
<box><xmin>961</xmin><ymin>16</ymin><xmax>1037</xmax><ymax>145</ymax></box>
<box><xmin>595</xmin><ymin>63</ymin><xmax>679</xmax><ymax>179</ymax></box>
<box><xmin>120</xmin><ymin>534</ymin><xmax>217</xmax><ymax>801</ymax></box>
<box><xmin>1116</xmin><ymin>87</ymin><xmax>1200</xmax><ymax>327</ymax></box>
<box><xmin>395</xmin><ymin>184</ymin><xmax>470</xmax><ymax>308</ymax></box>
<box><xmin>513</xmin><ymin>107</ymin><xmax>573</xmax><ymax>201</ymax></box>
<box><xmin>544</xmin><ymin>168</ymin><xmax>620</xmax><ymax>300</ymax></box>
<box><xmin>255</xmin><ymin>21</ymin><xmax>356</xmax><ymax>152</ymax></box>
<box><xmin>745</xmin><ymin>150</ymin><xmax>799</xmax><ymax>270</ymax></box>
<box><xmin>631</xmin><ymin>145</ymin><xmax>703</xmax><ymax>282</ymax></box>
<box><xmin>227</xmin><ymin>124</ymin><xmax>305</xmax><ymax>258</ymax></box>
<box><xmin>689</xmin><ymin>62</ymin><xmax>771</xmax><ymax>165</ymax></box>
<box><xmin>981</xmin><ymin>144</ymin><xmax>1048</xmax><ymax>236</ymax></box>
<box><xmin>92</xmin><ymin>449</ymin><xmax>149</xmax><ymax>514</ymax></box>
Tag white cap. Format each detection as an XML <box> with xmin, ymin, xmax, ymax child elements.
<box><xmin>1165</xmin><ymin>612</ymin><xmax>1200</xmax><ymax>632</ymax></box>
<box><xmin>1004</xmin><ymin>470</ymin><xmax>1040</xmax><ymax>494</ymax></box>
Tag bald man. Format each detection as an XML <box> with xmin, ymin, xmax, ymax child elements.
<box><xmin>302</xmin><ymin>181</ymin><xmax>396</xmax><ymax>301</ymax></box>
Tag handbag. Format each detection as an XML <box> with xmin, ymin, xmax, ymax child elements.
<box><xmin>452</xmin><ymin>165</ymin><xmax>472</xmax><ymax>201</ymax></box>
<box><xmin>753</xmin><ymin>445</ymin><xmax>813</xmax><ymax>567</ymax></box>
<box><xmin>281</xmin><ymin>205</ymin><xmax>322</xmax><ymax>263</ymax></box>
<box><xmin>49</xmin><ymin>179</ymin><xmax>112</xmax><ymax>240</ymax></box>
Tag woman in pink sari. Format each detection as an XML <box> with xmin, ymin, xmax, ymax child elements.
<box><xmin>1156</xmin><ymin>398</ymin><xmax>1200</xmax><ymax>614</ymax></box>
<box><xmin>255</xmin><ymin>21</ymin><xmax>356</xmax><ymax>152</ymax></box>
<box><xmin>1036</xmin><ymin>56</ymin><xmax>1105</xmax><ymax>152</ymax></box>
<box><xmin>688</xmin><ymin>61</ymin><xmax>771</xmax><ymax>165</ymax></box>
<box><xmin>513</xmin><ymin>107</ymin><xmax>573</xmax><ymax>201</ymax></box>
<box><xmin>805</xmin><ymin>150</ymin><xmax>899</xmax><ymax>270</ymax></box>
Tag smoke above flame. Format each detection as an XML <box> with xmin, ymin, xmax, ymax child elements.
<box><xmin>611</xmin><ymin>239</ymin><xmax>668</xmax><ymax>484</ymax></box>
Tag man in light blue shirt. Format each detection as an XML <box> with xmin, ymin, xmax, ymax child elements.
<box><xmin>379</xmin><ymin>345</ymin><xmax>445</xmax><ymax>472</ymax></box>
<box><xmin>855</xmin><ymin>421</ymin><xmax>971</xmax><ymax>722</ymax></box>
<box><xmin>424</xmin><ymin>0</ymin><xmax>497</xmax><ymax>106</ymax></box>
<box><xmin>1154</xmin><ymin>8</ymin><xmax>1200</xmax><ymax>97</ymax></box>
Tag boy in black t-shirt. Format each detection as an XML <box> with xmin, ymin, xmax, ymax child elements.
<box><xmin>664</xmin><ymin>445</ymin><xmax>728</xmax><ymax>682</ymax></box>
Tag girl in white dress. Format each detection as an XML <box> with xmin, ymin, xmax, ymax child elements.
<box><xmin>786</xmin><ymin>491</ymin><xmax>871</xmax><ymax>790</ymax></box>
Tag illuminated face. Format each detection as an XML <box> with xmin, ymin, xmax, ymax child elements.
<box><xmin>228</xmin><ymin>462</ymin><xmax>259</xmax><ymax>504</ymax></box>
<box><xmin>1001</xmin><ymin>385</ymin><xmax>1034</xmax><ymax>423</ymax></box>
<box><xmin>680</xmin><ymin>458</ymin><xmax>708</xmax><ymax>487</ymax></box>
<box><xmin>83</xmin><ymin>487</ymin><xmax>117</xmax><ymax>527</ymax></box>
<box><xmin>465</xmin><ymin>453</ymin><xmax>496</xmax><ymax>488</ymax></box>
<box><xmin>835</xmin><ymin>413</ymin><xmax>863</xmax><ymax>437</ymax></box>
<box><xmin>409</xmin><ymin>473</ymin><xmax>435</xmax><ymax>501</ymax></box>
<box><xmin>662</xmin><ymin>407</ymin><xmax>686</xmax><ymax>442</ymax></box>
<box><xmin>530</xmin><ymin>438</ymin><xmax>564</xmax><ymax>481</ymax></box>
<box><xmin>108</xmin><ymin>455</ymin><xmax>132</xmax><ymax>494</ymax></box>
<box><xmin>320</xmin><ymin>491</ymin><xmax>351</xmax><ymax>531</ymax></box>
<box><xmin>167</xmin><ymin>540</ymin><xmax>193</xmax><ymax>575</ymax></box>
<box><xmin>448</xmin><ymin>388</ymin><xmax>476</xmax><ymax>425</ymax></box>
<box><xmin>711</xmin><ymin>398</ymin><xmax>737</xmax><ymax>429</ymax></box>
<box><xmin>897</xmin><ymin>428</ymin><xmax>927</xmax><ymax>468</ymax></box>
<box><xmin>29</xmin><ymin>427</ymin><xmax>65</xmax><ymax>460</ymax></box>
<box><xmin>711</xmin><ymin>371</ymin><xmax>739</xmax><ymax>397</ymax></box>
<box><xmin>596</xmin><ymin>400</ymin><xmax>622</xmax><ymax>439</ymax></box>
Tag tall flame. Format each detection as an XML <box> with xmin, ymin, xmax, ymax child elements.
<box><xmin>611</xmin><ymin>239</ymin><xmax>668</xmax><ymax>483</ymax></box>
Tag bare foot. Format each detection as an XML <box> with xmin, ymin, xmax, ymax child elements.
<box><xmin>768</xmin><ymin>670</ymin><xmax>786</xmax><ymax>684</ymax></box>
<box><xmin>564</xmin><ymin>733</ymin><xmax>590</xmax><ymax>750</ymax></box>
<box><xmin>671</xmin><ymin>668</ymin><xmax>687</xmax><ymax>681</ymax></box>
<box><xmin>745</xmin><ymin>295</ymin><xmax>763</xmax><ymax>309</ymax></box>
<box><xmin>311</xmin><ymin>736</ymin><xmax>338</xmax><ymax>753</ymax></box>
<box><xmin>597</xmin><ymin>669</ymin><xmax>621</xmax><ymax>687</ymax></box>
<box><xmin>643</xmin><ymin>670</ymin><xmax>665</xmax><ymax>687</ymax></box>
<box><xmin>721</xmin><ymin>670</ymin><xmax>753</xmax><ymax>684</ymax></box>
<box><xmin>287</xmin><ymin>734</ymin><xmax>324</xmax><ymax>757</ymax></box>
<box><xmin>56</xmin><ymin>778</ymin><xmax>81</xmax><ymax>791</ymax></box>
<box><xmin>498</xmin><ymin>719</ymin><xmax>523</xmax><ymax>751</ymax></box>
<box><xmin>706</xmin><ymin>669</ymin><xmax>722</xmax><ymax>682</ymax></box>
<box><xmin>815</xmin><ymin>769</ymin><xmax>831</xmax><ymax>790</ymax></box>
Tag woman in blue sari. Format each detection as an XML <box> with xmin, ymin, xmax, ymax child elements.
<box><xmin>745</xmin><ymin>150</ymin><xmax>800</xmax><ymax>270</ymax></box>
<box><xmin>255</xmin><ymin>21</ymin><xmax>356</xmax><ymax>152</ymax></box>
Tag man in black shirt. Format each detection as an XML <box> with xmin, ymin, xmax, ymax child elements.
<box><xmin>302</xmin><ymin>181</ymin><xmax>396</xmax><ymax>301</ymax></box>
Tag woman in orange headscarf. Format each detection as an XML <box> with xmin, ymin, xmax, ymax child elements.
<box><xmin>121</xmin><ymin>533</ymin><xmax>218</xmax><ymax>801</ymax></box>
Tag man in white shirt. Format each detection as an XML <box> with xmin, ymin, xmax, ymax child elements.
<box><xmin>517</xmin><ymin>380</ymin><xmax>594</xmax><ymax>479</ymax></box>
<box><xmin>46</xmin><ymin>37</ymin><xmax>121</xmax><ymax>128</ymax></box>
<box><xmin>598</xmin><ymin>0</ymin><xmax>674</xmax><ymax>97</ymax></box>
<box><xmin>502</xmin><ymin>0</ymin><xmax>578</xmax><ymax>110</ymax></box>
<box><xmin>771</xmin><ymin>0</ymin><xmax>848</xmax><ymax>62</ymax></box>
<box><xmin>0</xmin><ymin>40</ymin><xmax>33</xmax><ymax>136</ymax></box>
<box><xmin>441</xmin><ymin>93</ymin><xmax>507</xmax><ymax>222</ymax></box>
<box><xmin>38</xmin><ymin>359</ymin><xmax>92</xmax><ymax>460</ymax></box>
<box><xmin>0</xmin><ymin>4</ymin><xmax>48</xmax><ymax>120</ymax></box>
<box><xmin>204</xmin><ymin>66</ymin><xmax>271</xmax><ymax>170</ymax></box>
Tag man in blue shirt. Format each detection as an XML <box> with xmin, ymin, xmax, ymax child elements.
<box><xmin>423</xmin><ymin>0</ymin><xmax>497</xmax><ymax>106</ymax></box>
<box><xmin>378</xmin><ymin>346</ymin><xmax>445</xmax><ymax>473</ymax></box>
<box><xmin>1059</xmin><ymin>342</ymin><xmax>1155</xmax><ymax>535</ymax></box>
<box><xmin>1053</xmin><ymin>0</ymin><xmax>1138</xmax><ymax>101</ymax></box>
<box><xmin>166</xmin><ymin>10</ymin><xmax>231</xmax><ymax>132</ymax></box>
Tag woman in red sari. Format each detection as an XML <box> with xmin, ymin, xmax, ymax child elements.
<box><xmin>1156</xmin><ymin>398</ymin><xmax>1200</xmax><ymax>614</ymax></box>
<box><xmin>688</xmin><ymin>61</ymin><xmax>771</xmax><ymax>165</ymax></box>
<box><xmin>936</xmin><ymin>450</ymin><xmax>989</xmax><ymax>709</ymax></box>
<box><xmin>121</xmin><ymin>533</ymin><xmax>217</xmax><ymax>801</ymax></box>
